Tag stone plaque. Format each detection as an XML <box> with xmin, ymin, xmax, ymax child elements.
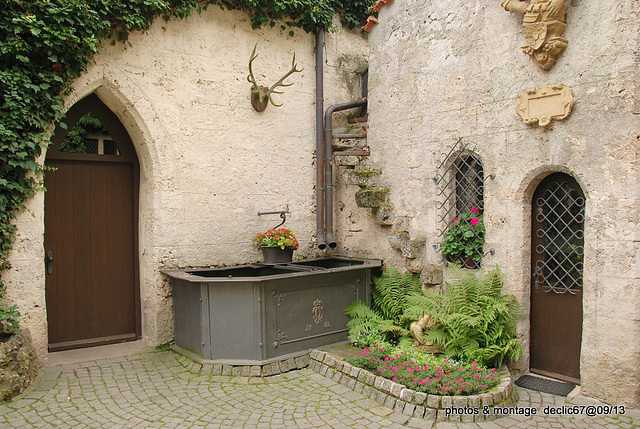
<box><xmin>516</xmin><ymin>82</ymin><xmax>575</xmax><ymax>127</ymax></box>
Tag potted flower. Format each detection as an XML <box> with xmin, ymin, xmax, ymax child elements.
<box><xmin>440</xmin><ymin>207</ymin><xmax>485</xmax><ymax>268</ymax></box>
<box><xmin>252</xmin><ymin>228</ymin><xmax>299</xmax><ymax>264</ymax></box>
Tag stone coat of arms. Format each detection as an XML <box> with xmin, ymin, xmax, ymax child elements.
<box><xmin>501</xmin><ymin>0</ymin><xmax>568</xmax><ymax>70</ymax></box>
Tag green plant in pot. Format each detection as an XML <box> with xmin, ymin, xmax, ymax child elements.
<box><xmin>252</xmin><ymin>228</ymin><xmax>299</xmax><ymax>264</ymax></box>
<box><xmin>440</xmin><ymin>207</ymin><xmax>485</xmax><ymax>268</ymax></box>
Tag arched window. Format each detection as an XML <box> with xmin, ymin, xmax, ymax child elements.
<box><xmin>436</xmin><ymin>140</ymin><xmax>485</xmax><ymax>269</ymax></box>
<box><xmin>455</xmin><ymin>154</ymin><xmax>484</xmax><ymax>213</ymax></box>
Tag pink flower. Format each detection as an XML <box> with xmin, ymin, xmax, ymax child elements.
<box><xmin>392</xmin><ymin>376</ymin><xmax>397</xmax><ymax>381</ymax></box>
<box><xmin>470</xmin><ymin>207</ymin><xmax>479</xmax><ymax>213</ymax></box>
<box><xmin>453</xmin><ymin>217</ymin><xmax>459</xmax><ymax>223</ymax></box>
<box><xmin>471</xmin><ymin>218</ymin><xmax>479</xmax><ymax>226</ymax></box>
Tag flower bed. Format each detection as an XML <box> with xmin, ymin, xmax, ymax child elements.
<box><xmin>309</xmin><ymin>349</ymin><xmax>516</xmax><ymax>422</ymax></box>
<box><xmin>347</xmin><ymin>345</ymin><xmax>500</xmax><ymax>396</ymax></box>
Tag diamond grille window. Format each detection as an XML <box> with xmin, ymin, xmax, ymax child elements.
<box><xmin>435</xmin><ymin>139</ymin><xmax>485</xmax><ymax>268</ymax></box>
<box><xmin>533</xmin><ymin>177</ymin><xmax>585</xmax><ymax>294</ymax></box>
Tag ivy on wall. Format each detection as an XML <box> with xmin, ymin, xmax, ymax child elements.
<box><xmin>0</xmin><ymin>0</ymin><xmax>376</xmax><ymax>292</ymax></box>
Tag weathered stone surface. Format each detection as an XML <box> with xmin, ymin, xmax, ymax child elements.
<box><xmin>404</xmin><ymin>257</ymin><xmax>424</xmax><ymax>273</ymax></box>
<box><xmin>355</xmin><ymin>188</ymin><xmax>390</xmax><ymax>208</ymax></box>
<box><xmin>344</xmin><ymin>169</ymin><xmax>382</xmax><ymax>188</ymax></box>
<box><xmin>360</xmin><ymin>0</ymin><xmax>639</xmax><ymax>409</ymax></box>
<box><xmin>420</xmin><ymin>264</ymin><xmax>443</xmax><ymax>286</ymax></box>
<box><xmin>3</xmin><ymin>7</ymin><xmax>368</xmax><ymax>362</ymax></box>
<box><xmin>0</xmin><ymin>331</ymin><xmax>39</xmax><ymax>402</ymax></box>
<box><xmin>373</xmin><ymin>204</ymin><xmax>395</xmax><ymax>226</ymax></box>
<box><xmin>401</xmin><ymin>238</ymin><xmax>425</xmax><ymax>259</ymax></box>
<box><xmin>335</xmin><ymin>155</ymin><xmax>368</xmax><ymax>167</ymax></box>
<box><xmin>387</xmin><ymin>230</ymin><xmax>410</xmax><ymax>250</ymax></box>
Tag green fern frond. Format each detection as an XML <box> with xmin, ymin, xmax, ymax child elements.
<box><xmin>345</xmin><ymin>300</ymin><xmax>381</xmax><ymax>321</ymax></box>
<box><xmin>371</xmin><ymin>267</ymin><xmax>423</xmax><ymax>324</ymax></box>
<box><xmin>396</xmin><ymin>335</ymin><xmax>414</xmax><ymax>348</ymax></box>
<box><xmin>421</xmin><ymin>328</ymin><xmax>448</xmax><ymax>346</ymax></box>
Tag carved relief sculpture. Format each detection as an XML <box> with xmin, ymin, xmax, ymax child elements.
<box><xmin>516</xmin><ymin>82</ymin><xmax>575</xmax><ymax>126</ymax></box>
<box><xmin>501</xmin><ymin>0</ymin><xmax>568</xmax><ymax>70</ymax></box>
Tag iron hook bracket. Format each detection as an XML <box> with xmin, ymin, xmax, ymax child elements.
<box><xmin>258</xmin><ymin>208</ymin><xmax>291</xmax><ymax>229</ymax></box>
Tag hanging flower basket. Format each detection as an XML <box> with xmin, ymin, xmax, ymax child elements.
<box><xmin>252</xmin><ymin>228</ymin><xmax>299</xmax><ymax>264</ymax></box>
<box><xmin>260</xmin><ymin>247</ymin><xmax>294</xmax><ymax>264</ymax></box>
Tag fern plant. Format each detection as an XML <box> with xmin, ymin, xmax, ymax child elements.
<box><xmin>371</xmin><ymin>267</ymin><xmax>422</xmax><ymax>321</ymax></box>
<box><xmin>345</xmin><ymin>267</ymin><xmax>422</xmax><ymax>345</ymax></box>
<box><xmin>415</xmin><ymin>266</ymin><xmax>523</xmax><ymax>368</ymax></box>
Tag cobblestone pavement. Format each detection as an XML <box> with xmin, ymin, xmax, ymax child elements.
<box><xmin>0</xmin><ymin>349</ymin><xmax>637</xmax><ymax>428</ymax></box>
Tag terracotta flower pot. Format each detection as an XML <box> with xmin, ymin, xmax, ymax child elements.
<box><xmin>261</xmin><ymin>247</ymin><xmax>294</xmax><ymax>264</ymax></box>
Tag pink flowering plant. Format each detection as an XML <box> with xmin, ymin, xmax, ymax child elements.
<box><xmin>347</xmin><ymin>344</ymin><xmax>499</xmax><ymax>396</ymax></box>
<box><xmin>252</xmin><ymin>228</ymin><xmax>299</xmax><ymax>250</ymax></box>
<box><xmin>440</xmin><ymin>207</ymin><xmax>485</xmax><ymax>266</ymax></box>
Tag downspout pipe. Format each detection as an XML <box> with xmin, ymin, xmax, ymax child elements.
<box><xmin>323</xmin><ymin>99</ymin><xmax>367</xmax><ymax>249</ymax></box>
<box><xmin>315</xmin><ymin>28</ymin><xmax>327</xmax><ymax>250</ymax></box>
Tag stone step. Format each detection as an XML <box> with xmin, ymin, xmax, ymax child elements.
<box><xmin>334</xmin><ymin>154</ymin><xmax>370</xmax><ymax>167</ymax></box>
<box><xmin>333</xmin><ymin>133</ymin><xmax>366</xmax><ymax>139</ymax></box>
<box><xmin>343</xmin><ymin>168</ymin><xmax>382</xmax><ymax>188</ymax></box>
<box><xmin>348</xmin><ymin>116</ymin><xmax>368</xmax><ymax>124</ymax></box>
<box><xmin>355</xmin><ymin>187</ymin><xmax>389</xmax><ymax>208</ymax></box>
<box><xmin>332</xmin><ymin>138</ymin><xmax>367</xmax><ymax>151</ymax></box>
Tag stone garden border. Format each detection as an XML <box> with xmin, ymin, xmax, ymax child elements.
<box><xmin>173</xmin><ymin>351</ymin><xmax>310</xmax><ymax>378</ymax></box>
<box><xmin>309</xmin><ymin>349</ymin><xmax>516</xmax><ymax>422</ymax></box>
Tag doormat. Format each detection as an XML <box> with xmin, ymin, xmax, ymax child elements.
<box><xmin>515</xmin><ymin>375</ymin><xmax>575</xmax><ymax>396</ymax></box>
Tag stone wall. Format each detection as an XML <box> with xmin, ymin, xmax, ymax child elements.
<box><xmin>3</xmin><ymin>9</ymin><xmax>368</xmax><ymax>361</ymax></box>
<box><xmin>335</xmin><ymin>0</ymin><xmax>638</xmax><ymax>407</ymax></box>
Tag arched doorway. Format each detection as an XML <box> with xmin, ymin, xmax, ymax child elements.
<box><xmin>44</xmin><ymin>94</ymin><xmax>140</xmax><ymax>351</ymax></box>
<box><xmin>530</xmin><ymin>172</ymin><xmax>585</xmax><ymax>384</ymax></box>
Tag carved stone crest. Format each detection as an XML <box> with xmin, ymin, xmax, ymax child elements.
<box><xmin>516</xmin><ymin>82</ymin><xmax>575</xmax><ymax>127</ymax></box>
<box><xmin>502</xmin><ymin>0</ymin><xmax>568</xmax><ymax>70</ymax></box>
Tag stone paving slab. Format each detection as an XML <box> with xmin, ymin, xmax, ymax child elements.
<box><xmin>0</xmin><ymin>349</ymin><xmax>637</xmax><ymax>428</ymax></box>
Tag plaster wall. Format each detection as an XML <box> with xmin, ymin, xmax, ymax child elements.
<box><xmin>4</xmin><ymin>8</ymin><xmax>367</xmax><ymax>361</ymax></box>
<box><xmin>338</xmin><ymin>0</ymin><xmax>639</xmax><ymax>407</ymax></box>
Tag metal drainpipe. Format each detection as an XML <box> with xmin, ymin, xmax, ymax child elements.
<box><xmin>323</xmin><ymin>99</ymin><xmax>367</xmax><ymax>249</ymax></box>
<box><xmin>315</xmin><ymin>28</ymin><xmax>327</xmax><ymax>250</ymax></box>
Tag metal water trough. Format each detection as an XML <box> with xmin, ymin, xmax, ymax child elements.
<box><xmin>162</xmin><ymin>257</ymin><xmax>381</xmax><ymax>365</ymax></box>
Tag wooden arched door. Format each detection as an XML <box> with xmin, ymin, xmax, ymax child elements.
<box><xmin>530</xmin><ymin>172</ymin><xmax>585</xmax><ymax>384</ymax></box>
<box><xmin>44</xmin><ymin>94</ymin><xmax>140</xmax><ymax>351</ymax></box>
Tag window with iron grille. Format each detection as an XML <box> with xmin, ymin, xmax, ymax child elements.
<box><xmin>435</xmin><ymin>139</ymin><xmax>486</xmax><ymax>268</ymax></box>
<box><xmin>532</xmin><ymin>173</ymin><xmax>585</xmax><ymax>294</ymax></box>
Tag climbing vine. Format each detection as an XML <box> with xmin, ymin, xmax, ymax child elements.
<box><xmin>0</xmin><ymin>0</ymin><xmax>376</xmax><ymax>294</ymax></box>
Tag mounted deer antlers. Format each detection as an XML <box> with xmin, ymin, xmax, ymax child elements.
<box><xmin>247</xmin><ymin>43</ymin><xmax>303</xmax><ymax>112</ymax></box>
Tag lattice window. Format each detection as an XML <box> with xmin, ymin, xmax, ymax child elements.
<box><xmin>533</xmin><ymin>175</ymin><xmax>585</xmax><ymax>294</ymax></box>
<box><xmin>435</xmin><ymin>138</ymin><xmax>487</xmax><ymax>268</ymax></box>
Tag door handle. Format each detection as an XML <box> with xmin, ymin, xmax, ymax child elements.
<box><xmin>46</xmin><ymin>250</ymin><xmax>54</xmax><ymax>275</ymax></box>
<box><xmin>533</xmin><ymin>265</ymin><xmax>543</xmax><ymax>290</ymax></box>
